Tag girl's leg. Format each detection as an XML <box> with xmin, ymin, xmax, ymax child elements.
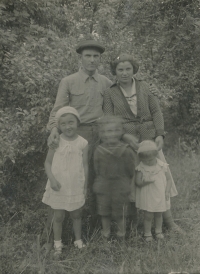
<box><xmin>144</xmin><ymin>211</ymin><xmax>153</xmax><ymax>238</ymax></box>
<box><xmin>101</xmin><ymin>215</ymin><xmax>111</xmax><ymax>238</ymax></box>
<box><xmin>73</xmin><ymin>218</ymin><xmax>82</xmax><ymax>241</ymax></box>
<box><xmin>154</xmin><ymin>212</ymin><xmax>164</xmax><ymax>238</ymax></box>
<box><xmin>71</xmin><ymin>208</ymin><xmax>85</xmax><ymax>248</ymax></box>
<box><xmin>70</xmin><ymin>208</ymin><xmax>83</xmax><ymax>241</ymax></box>
<box><xmin>53</xmin><ymin>209</ymin><xmax>65</xmax><ymax>254</ymax></box>
<box><xmin>53</xmin><ymin>209</ymin><xmax>65</xmax><ymax>241</ymax></box>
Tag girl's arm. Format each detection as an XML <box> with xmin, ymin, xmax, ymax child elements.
<box><xmin>82</xmin><ymin>145</ymin><xmax>89</xmax><ymax>197</ymax></box>
<box><xmin>45</xmin><ymin>149</ymin><xmax>61</xmax><ymax>191</ymax></box>
<box><xmin>135</xmin><ymin>170</ymin><xmax>155</xmax><ymax>188</ymax></box>
<box><xmin>165</xmin><ymin>170</ymin><xmax>172</xmax><ymax>201</ymax></box>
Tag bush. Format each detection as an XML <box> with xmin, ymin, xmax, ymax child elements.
<box><xmin>0</xmin><ymin>0</ymin><xmax>199</xmax><ymax>219</ymax></box>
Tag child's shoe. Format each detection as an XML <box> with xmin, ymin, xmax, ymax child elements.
<box><xmin>144</xmin><ymin>235</ymin><xmax>153</xmax><ymax>243</ymax></box>
<box><xmin>53</xmin><ymin>242</ymin><xmax>63</xmax><ymax>256</ymax></box>
<box><xmin>155</xmin><ymin>232</ymin><xmax>164</xmax><ymax>240</ymax></box>
<box><xmin>101</xmin><ymin>230</ymin><xmax>111</xmax><ymax>244</ymax></box>
<box><xmin>74</xmin><ymin>239</ymin><xmax>86</xmax><ymax>249</ymax></box>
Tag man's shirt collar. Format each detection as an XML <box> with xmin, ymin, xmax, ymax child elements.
<box><xmin>79</xmin><ymin>67</ymin><xmax>99</xmax><ymax>82</ymax></box>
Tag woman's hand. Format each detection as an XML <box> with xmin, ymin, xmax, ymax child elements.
<box><xmin>48</xmin><ymin>127</ymin><xmax>60</xmax><ymax>149</ymax></box>
<box><xmin>50</xmin><ymin>178</ymin><xmax>61</xmax><ymax>191</ymax></box>
<box><xmin>155</xmin><ymin>135</ymin><xmax>164</xmax><ymax>151</ymax></box>
<box><xmin>149</xmin><ymin>84</ymin><xmax>161</xmax><ymax>98</ymax></box>
<box><xmin>122</xmin><ymin>133</ymin><xmax>139</xmax><ymax>151</ymax></box>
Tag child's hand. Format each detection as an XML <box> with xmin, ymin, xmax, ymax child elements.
<box><xmin>50</xmin><ymin>179</ymin><xmax>61</xmax><ymax>191</ymax></box>
<box><xmin>165</xmin><ymin>191</ymin><xmax>170</xmax><ymax>201</ymax></box>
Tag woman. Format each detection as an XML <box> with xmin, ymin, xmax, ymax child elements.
<box><xmin>103</xmin><ymin>53</ymin><xmax>182</xmax><ymax>233</ymax></box>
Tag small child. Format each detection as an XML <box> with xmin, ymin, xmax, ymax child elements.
<box><xmin>135</xmin><ymin>140</ymin><xmax>172</xmax><ymax>242</ymax></box>
<box><xmin>42</xmin><ymin>106</ymin><xmax>88</xmax><ymax>255</ymax></box>
<box><xmin>93</xmin><ymin>116</ymin><xmax>136</xmax><ymax>241</ymax></box>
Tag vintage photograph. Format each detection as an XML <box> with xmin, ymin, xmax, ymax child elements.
<box><xmin>0</xmin><ymin>0</ymin><xmax>199</xmax><ymax>273</ymax></box>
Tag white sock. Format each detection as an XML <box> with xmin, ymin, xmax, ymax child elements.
<box><xmin>54</xmin><ymin>240</ymin><xmax>62</xmax><ymax>248</ymax></box>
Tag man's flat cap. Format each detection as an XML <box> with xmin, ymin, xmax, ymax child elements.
<box><xmin>76</xmin><ymin>39</ymin><xmax>105</xmax><ymax>54</ymax></box>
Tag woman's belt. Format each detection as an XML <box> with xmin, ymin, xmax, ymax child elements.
<box><xmin>124</xmin><ymin>117</ymin><xmax>153</xmax><ymax>124</ymax></box>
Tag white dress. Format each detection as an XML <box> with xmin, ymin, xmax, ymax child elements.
<box><xmin>129</xmin><ymin>150</ymin><xmax>178</xmax><ymax>202</ymax></box>
<box><xmin>42</xmin><ymin>135</ymin><xmax>88</xmax><ymax>211</ymax></box>
<box><xmin>135</xmin><ymin>158</ymin><xmax>171</xmax><ymax>212</ymax></box>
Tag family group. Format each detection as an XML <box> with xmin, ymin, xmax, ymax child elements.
<box><xmin>41</xmin><ymin>38</ymin><xmax>181</xmax><ymax>255</ymax></box>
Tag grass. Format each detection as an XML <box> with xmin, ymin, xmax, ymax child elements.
<box><xmin>1</xmin><ymin>151</ymin><xmax>200</xmax><ymax>274</ymax></box>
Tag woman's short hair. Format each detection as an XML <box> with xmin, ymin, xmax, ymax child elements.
<box><xmin>110</xmin><ymin>53</ymin><xmax>139</xmax><ymax>75</ymax></box>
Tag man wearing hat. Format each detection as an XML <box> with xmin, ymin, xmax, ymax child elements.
<box><xmin>48</xmin><ymin>38</ymin><xmax>112</xmax><ymax>145</ymax></box>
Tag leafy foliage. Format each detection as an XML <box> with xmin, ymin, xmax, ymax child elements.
<box><xmin>0</xmin><ymin>0</ymin><xmax>199</xmax><ymax>219</ymax></box>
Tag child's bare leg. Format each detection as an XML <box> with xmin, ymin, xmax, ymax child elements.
<box><xmin>70</xmin><ymin>208</ymin><xmax>83</xmax><ymax>241</ymax></box>
<box><xmin>144</xmin><ymin>211</ymin><xmax>153</xmax><ymax>237</ymax></box>
<box><xmin>101</xmin><ymin>215</ymin><xmax>111</xmax><ymax>237</ymax></box>
<box><xmin>53</xmin><ymin>209</ymin><xmax>65</xmax><ymax>241</ymax></box>
<box><xmin>71</xmin><ymin>208</ymin><xmax>85</xmax><ymax>249</ymax></box>
<box><xmin>72</xmin><ymin>218</ymin><xmax>82</xmax><ymax>241</ymax></box>
<box><xmin>154</xmin><ymin>212</ymin><xmax>163</xmax><ymax>234</ymax></box>
<box><xmin>116</xmin><ymin>217</ymin><xmax>126</xmax><ymax>238</ymax></box>
<box><xmin>154</xmin><ymin>212</ymin><xmax>164</xmax><ymax>239</ymax></box>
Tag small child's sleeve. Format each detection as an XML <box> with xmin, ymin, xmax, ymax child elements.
<box><xmin>80</xmin><ymin>136</ymin><xmax>88</xmax><ymax>150</ymax></box>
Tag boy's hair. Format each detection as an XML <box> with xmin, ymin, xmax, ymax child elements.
<box><xmin>97</xmin><ymin>115</ymin><xmax>124</xmax><ymax>139</ymax></box>
<box><xmin>138</xmin><ymin>150</ymin><xmax>158</xmax><ymax>160</ymax></box>
<box><xmin>98</xmin><ymin>115</ymin><xmax>124</xmax><ymax>129</ymax></box>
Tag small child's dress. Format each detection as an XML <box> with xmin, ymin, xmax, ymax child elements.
<box><xmin>42</xmin><ymin>135</ymin><xmax>88</xmax><ymax>211</ymax></box>
<box><xmin>135</xmin><ymin>158</ymin><xmax>170</xmax><ymax>212</ymax></box>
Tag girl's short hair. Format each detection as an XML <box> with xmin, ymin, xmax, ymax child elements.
<box><xmin>110</xmin><ymin>53</ymin><xmax>139</xmax><ymax>75</ymax></box>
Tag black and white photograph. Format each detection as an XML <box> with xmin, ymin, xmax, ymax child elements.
<box><xmin>0</xmin><ymin>0</ymin><xmax>199</xmax><ymax>273</ymax></box>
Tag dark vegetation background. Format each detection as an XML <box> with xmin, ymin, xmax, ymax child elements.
<box><xmin>0</xmin><ymin>1</ymin><xmax>200</xmax><ymax>273</ymax></box>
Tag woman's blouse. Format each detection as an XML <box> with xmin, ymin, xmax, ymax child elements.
<box><xmin>120</xmin><ymin>78</ymin><xmax>137</xmax><ymax>116</ymax></box>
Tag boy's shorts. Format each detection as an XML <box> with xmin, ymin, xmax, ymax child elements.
<box><xmin>96</xmin><ymin>192</ymin><xmax>129</xmax><ymax>219</ymax></box>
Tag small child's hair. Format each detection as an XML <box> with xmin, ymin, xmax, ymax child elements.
<box><xmin>138</xmin><ymin>150</ymin><xmax>158</xmax><ymax>160</ymax></box>
<box><xmin>137</xmin><ymin>140</ymin><xmax>158</xmax><ymax>159</ymax></box>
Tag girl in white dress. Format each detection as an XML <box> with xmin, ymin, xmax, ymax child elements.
<box><xmin>135</xmin><ymin>140</ymin><xmax>172</xmax><ymax>242</ymax></box>
<box><xmin>42</xmin><ymin>106</ymin><xmax>88</xmax><ymax>254</ymax></box>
